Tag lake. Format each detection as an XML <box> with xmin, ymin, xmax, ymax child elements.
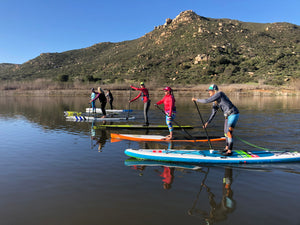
<box><xmin>0</xmin><ymin>94</ymin><xmax>299</xmax><ymax>225</ymax></box>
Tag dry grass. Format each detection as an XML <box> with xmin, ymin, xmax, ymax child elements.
<box><xmin>0</xmin><ymin>79</ymin><xmax>299</xmax><ymax>96</ymax></box>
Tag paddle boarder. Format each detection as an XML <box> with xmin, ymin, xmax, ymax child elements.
<box><xmin>90</xmin><ymin>87</ymin><xmax>107</xmax><ymax>118</ymax></box>
<box><xmin>192</xmin><ymin>84</ymin><xmax>239</xmax><ymax>156</ymax></box>
<box><xmin>155</xmin><ymin>86</ymin><xmax>176</xmax><ymax>140</ymax></box>
<box><xmin>106</xmin><ymin>90</ymin><xmax>114</xmax><ymax>110</ymax></box>
<box><xmin>90</xmin><ymin>88</ymin><xmax>97</xmax><ymax>113</ymax></box>
<box><xmin>129</xmin><ymin>82</ymin><xmax>151</xmax><ymax>126</ymax></box>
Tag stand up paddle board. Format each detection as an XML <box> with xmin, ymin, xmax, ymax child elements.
<box><xmin>64</xmin><ymin>111</ymin><xmax>118</xmax><ymax>117</ymax></box>
<box><xmin>66</xmin><ymin>115</ymin><xmax>135</xmax><ymax>122</ymax></box>
<box><xmin>125</xmin><ymin>149</ymin><xmax>300</xmax><ymax>164</ymax></box>
<box><xmin>86</xmin><ymin>108</ymin><xmax>132</xmax><ymax>113</ymax></box>
<box><xmin>93</xmin><ymin>124</ymin><xmax>193</xmax><ymax>129</ymax></box>
<box><xmin>111</xmin><ymin>133</ymin><xmax>225</xmax><ymax>142</ymax></box>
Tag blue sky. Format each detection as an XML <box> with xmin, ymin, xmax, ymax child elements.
<box><xmin>1</xmin><ymin>0</ymin><xmax>299</xmax><ymax>64</ymax></box>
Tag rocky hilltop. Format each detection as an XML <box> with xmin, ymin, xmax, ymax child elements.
<box><xmin>0</xmin><ymin>10</ymin><xmax>299</xmax><ymax>86</ymax></box>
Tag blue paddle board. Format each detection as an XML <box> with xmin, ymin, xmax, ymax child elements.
<box><xmin>124</xmin><ymin>149</ymin><xmax>300</xmax><ymax>164</ymax></box>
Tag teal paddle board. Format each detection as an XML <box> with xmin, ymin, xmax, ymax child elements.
<box><xmin>125</xmin><ymin>149</ymin><xmax>300</xmax><ymax>164</ymax></box>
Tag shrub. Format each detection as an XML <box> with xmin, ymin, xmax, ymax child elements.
<box><xmin>57</xmin><ymin>74</ymin><xmax>69</xmax><ymax>82</ymax></box>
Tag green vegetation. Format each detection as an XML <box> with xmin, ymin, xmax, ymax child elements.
<box><xmin>0</xmin><ymin>10</ymin><xmax>299</xmax><ymax>86</ymax></box>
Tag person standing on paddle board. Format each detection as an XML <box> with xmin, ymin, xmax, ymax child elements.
<box><xmin>155</xmin><ymin>86</ymin><xmax>176</xmax><ymax>140</ymax></box>
<box><xmin>192</xmin><ymin>84</ymin><xmax>239</xmax><ymax>156</ymax></box>
<box><xmin>129</xmin><ymin>82</ymin><xmax>151</xmax><ymax>126</ymax></box>
<box><xmin>90</xmin><ymin>88</ymin><xmax>97</xmax><ymax>113</ymax></box>
<box><xmin>90</xmin><ymin>87</ymin><xmax>107</xmax><ymax>118</ymax></box>
<box><xmin>106</xmin><ymin>90</ymin><xmax>114</xmax><ymax>110</ymax></box>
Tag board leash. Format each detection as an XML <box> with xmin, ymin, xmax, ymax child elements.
<box><xmin>235</xmin><ymin>136</ymin><xmax>273</xmax><ymax>151</ymax></box>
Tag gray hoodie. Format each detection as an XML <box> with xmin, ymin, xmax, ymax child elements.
<box><xmin>196</xmin><ymin>92</ymin><xmax>239</xmax><ymax>124</ymax></box>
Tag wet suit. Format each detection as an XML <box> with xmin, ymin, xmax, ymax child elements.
<box><xmin>130</xmin><ymin>85</ymin><xmax>151</xmax><ymax>125</ymax></box>
<box><xmin>196</xmin><ymin>92</ymin><xmax>239</xmax><ymax>150</ymax></box>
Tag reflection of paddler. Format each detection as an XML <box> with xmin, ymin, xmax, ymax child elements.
<box><xmin>158</xmin><ymin>167</ymin><xmax>174</xmax><ymax>190</ymax></box>
<box><xmin>206</xmin><ymin>167</ymin><xmax>236</xmax><ymax>224</ymax></box>
<box><xmin>188</xmin><ymin>167</ymin><xmax>236</xmax><ymax>224</ymax></box>
<box><xmin>221</xmin><ymin>167</ymin><xmax>235</xmax><ymax>212</ymax></box>
<box><xmin>97</xmin><ymin>129</ymin><xmax>108</xmax><ymax>151</ymax></box>
<box><xmin>91</xmin><ymin>128</ymin><xmax>108</xmax><ymax>152</ymax></box>
<box><xmin>131</xmin><ymin>165</ymin><xmax>146</xmax><ymax>176</ymax></box>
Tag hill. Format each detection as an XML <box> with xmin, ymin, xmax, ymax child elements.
<box><xmin>0</xmin><ymin>10</ymin><xmax>299</xmax><ymax>86</ymax></box>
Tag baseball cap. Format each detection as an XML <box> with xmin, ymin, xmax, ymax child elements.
<box><xmin>207</xmin><ymin>84</ymin><xmax>218</xmax><ymax>91</ymax></box>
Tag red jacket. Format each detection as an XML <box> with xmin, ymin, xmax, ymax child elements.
<box><xmin>156</xmin><ymin>94</ymin><xmax>175</xmax><ymax>116</ymax></box>
<box><xmin>130</xmin><ymin>86</ymin><xmax>150</xmax><ymax>103</ymax></box>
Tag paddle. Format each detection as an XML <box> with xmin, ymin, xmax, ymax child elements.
<box><xmin>188</xmin><ymin>167</ymin><xmax>210</xmax><ymax>216</ymax></box>
<box><xmin>155</xmin><ymin>104</ymin><xmax>195</xmax><ymax>140</ymax></box>
<box><xmin>193</xmin><ymin>100</ymin><xmax>213</xmax><ymax>150</ymax></box>
<box><xmin>126</xmin><ymin>88</ymin><xmax>131</xmax><ymax>120</ymax></box>
<box><xmin>88</xmin><ymin>102</ymin><xmax>91</xmax><ymax>118</ymax></box>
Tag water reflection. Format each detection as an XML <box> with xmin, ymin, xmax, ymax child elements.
<box><xmin>1</xmin><ymin>95</ymin><xmax>300</xmax><ymax>225</ymax></box>
<box><xmin>90</xmin><ymin>122</ymin><xmax>108</xmax><ymax>152</ymax></box>
<box><xmin>125</xmin><ymin>159</ymin><xmax>202</xmax><ymax>188</ymax></box>
<box><xmin>189</xmin><ymin>167</ymin><xmax>236</xmax><ymax>225</ymax></box>
<box><xmin>125</xmin><ymin>159</ymin><xmax>236</xmax><ymax>224</ymax></box>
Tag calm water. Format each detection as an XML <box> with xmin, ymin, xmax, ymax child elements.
<box><xmin>0</xmin><ymin>95</ymin><xmax>300</xmax><ymax>225</ymax></box>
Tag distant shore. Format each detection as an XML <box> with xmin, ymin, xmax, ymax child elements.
<box><xmin>1</xmin><ymin>83</ymin><xmax>299</xmax><ymax>97</ymax></box>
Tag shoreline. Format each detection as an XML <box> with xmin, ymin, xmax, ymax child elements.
<box><xmin>0</xmin><ymin>84</ymin><xmax>299</xmax><ymax>97</ymax></box>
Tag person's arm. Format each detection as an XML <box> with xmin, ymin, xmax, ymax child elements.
<box><xmin>206</xmin><ymin>104</ymin><xmax>219</xmax><ymax>125</ymax></box>
<box><xmin>196</xmin><ymin>92</ymin><xmax>221</xmax><ymax>104</ymax></box>
<box><xmin>155</xmin><ymin>97</ymin><xmax>165</xmax><ymax>105</ymax></box>
<box><xmin>168</xmin><ymin>96</ymin><xmax>175</xmax><ymax>116</ymax></box>
<box><xmin>130</xmin><ymin>92</ymin><xmax>141</xmax><ymax>102</ymax></box>
<box><xmin>130</xmin><ymin>85</ymin><xmax>142</xmax><ymax>91</ymax></box>
<box><xmin>90</xmin><ymin>93</ymin><xmax>100</xmax><ymax>102</ymax></box>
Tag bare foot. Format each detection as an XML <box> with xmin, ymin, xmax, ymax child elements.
<box><xmin>162</xmin><ymin>136</ymin><xmax>173</xmax><ymax>140</ymax></box>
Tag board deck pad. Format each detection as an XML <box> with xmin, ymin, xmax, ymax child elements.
<box><xmin>125</xmin><ymin>149</ymin><xmax>300</xmax><ymax>164</ymax></box>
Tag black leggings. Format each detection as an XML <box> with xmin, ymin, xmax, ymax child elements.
<box><xmin>101</xmin><ymin>102</ymin><xmax>107</xmax><ymax>116</ymax></box>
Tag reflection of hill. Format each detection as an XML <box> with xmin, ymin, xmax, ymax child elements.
<box><xmin>1</xmin><ymin>95</ymin><xmax>298</xmax><ymax>137</ymax></box>
<box><xmin>0</xmin><ymin>96</ymin><xmax>93</xmax><ymax>134</ymax></box>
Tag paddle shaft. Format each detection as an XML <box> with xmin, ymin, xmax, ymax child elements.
<box><xmin>189</xmin><ymin>168</ymin><xmax>210</xmax><ymax>216</ymax></box>
<box><xmin>155</xmin><ymin>104</ymin><xmax>195</xmax><ymax>140</ymax></box>
<box><xmin>126</xmin><ymin>89</ymin><xmax>131</xmax><ymax>120</ymax></box>
<box><xmin>88</xmin><ymin>102</ymin><xmax>91</xmax><ymax>118</ymax></box>
<box><xmin>193</xmin><ymin>100</ymin><xmax>213</xmax><ymax>149</ymax></box>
